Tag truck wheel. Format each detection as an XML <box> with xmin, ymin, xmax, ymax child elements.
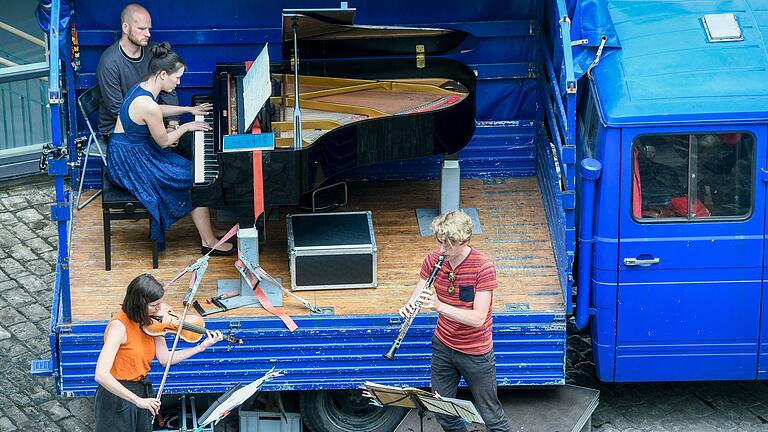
<box><xmin>300</xmin><ymin>390</ymin><xmax>407</xmax><ymax>432</ymax></box>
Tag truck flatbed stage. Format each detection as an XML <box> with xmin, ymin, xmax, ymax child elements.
<box><xmin>69</xmin><ymin>178</ymin><xmax>562</xmax><ymax>321</ymax></box>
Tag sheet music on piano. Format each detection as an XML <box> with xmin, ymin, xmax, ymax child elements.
<box><xmin>243</xmin><ymin>44</ymin><xmax>272</xmax><ymax>133</ymax></box>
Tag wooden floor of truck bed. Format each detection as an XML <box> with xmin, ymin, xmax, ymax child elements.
<box><xmin>69</xmin><ymin>178</ymin><xmax>563</xmax><ymax>321</ymax></box>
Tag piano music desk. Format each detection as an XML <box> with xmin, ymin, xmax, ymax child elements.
<box><xmin>69</xmin><ymin>178</ymin><xmax>562</xmax><ymax>321</ymax></box>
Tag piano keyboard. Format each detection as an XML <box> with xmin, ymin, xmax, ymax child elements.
<box><xmin>193</xmin><ymin>113</ymin><xmax>217</xmax><ymax>184</ymax></box>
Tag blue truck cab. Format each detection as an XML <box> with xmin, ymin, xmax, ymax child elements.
<box><xmin>581</xmin><ymin>0</ymin><xmax>768</xmax><ymax>382</ymax></box>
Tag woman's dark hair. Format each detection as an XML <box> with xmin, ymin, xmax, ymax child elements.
<box><xmin>148</xmin><ymin>42</ymin><xmax>185</xmax><ymax>77</ymax></box>
<box><xmin>122</xmin><ymin>274</ymin><xmax>164</xmax><ymax>326</ymax></box>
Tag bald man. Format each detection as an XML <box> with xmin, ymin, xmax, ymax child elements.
<box><xmin>96</xmin><ymin>3</ymin><xmax>180</xmax><ymax>139</ymax></box>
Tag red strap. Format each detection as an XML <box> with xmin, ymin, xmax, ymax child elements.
<box><xmin>236</xmin><ymin>260</ymin><xmax>298</xmax><ymax>332</ymax></box>
<box><xmin>253</xmin><ymin>150</ymin><xmax>264</xmax><ymax>220</ymax></box>
<box><xmin>253</xmin><ymin>286</ymin><xmax>298</xmax><ymax>332</ymax></box>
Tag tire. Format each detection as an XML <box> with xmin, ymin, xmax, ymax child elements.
<box><xmin>300</xmin><ymin>390</ymin><xmax>408</xmax><ymax>432</ymax></box>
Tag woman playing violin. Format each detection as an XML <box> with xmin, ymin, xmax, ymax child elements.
<box><xmin>94</xmin><ymin>274</ymin><xmax>223</xmax><ymax>432</ymax></box>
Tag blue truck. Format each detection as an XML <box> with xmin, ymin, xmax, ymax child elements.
<box><xmin>31</xmin><ymin>0</ymin><xmax>768</xmax><ymax>429</ymax></box>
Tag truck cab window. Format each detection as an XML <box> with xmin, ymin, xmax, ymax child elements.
<box><xmin>632</xmin><ymin>132</ymin><xmax>754</xmax><ymax>221</ymax></box>
<box><xmin>577</xmin><ymin>88</ymin><xmax>598</xmax><ymax>158</ymax></box>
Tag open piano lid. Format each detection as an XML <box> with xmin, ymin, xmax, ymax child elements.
<box><xmin>282</xmin><ymin>8</ymin><xmax>468</xmax><ymax>60</ymax></box>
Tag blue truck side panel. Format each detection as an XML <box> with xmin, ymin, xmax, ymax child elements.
<box><xmin>537</xmin><ymin>125</ymin><xmax>572</xmax><ymax>304</ymax></box>
<box><xmin>759</xmin><ymin>262</ymin><xmax>768</xmax><ymax>379</ymax></box>
<box><xmin>57</xmin><ymin>313</ymin><xmax>565</xmax><ymax>397</ymax></box>
<box><xmin>43</xmin><ymin>0</ymin><xmax>579</xmax><ymax>395</ymax></box>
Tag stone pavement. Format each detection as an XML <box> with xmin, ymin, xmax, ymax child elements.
<box><xmin>0</xmin><ymin>175</ymin><xmax>92</xmax><ymax>431</ymax></box>
<box><xmin>2</xmin><ymin>174</ymin><xmax>768</xmax><ymax>431</ymax></box>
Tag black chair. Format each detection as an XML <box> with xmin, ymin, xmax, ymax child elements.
<box><xmin>102</xmin><ymin>169</ymin><xmax>159</xmax><ymax>271</ymax></box>
<box><xmin>75</xmin><ymin>86</ymin><xmax>107</xmax><ymax>210</ymax></box>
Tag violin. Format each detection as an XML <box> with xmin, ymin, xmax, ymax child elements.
<box><xmin>143</xmin><ymin>303</ymin><xmax>243</xmax><ymax>345</ymax></box>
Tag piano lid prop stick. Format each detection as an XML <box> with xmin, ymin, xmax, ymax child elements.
<box><xmin>292</xmin><ymin>16</ymin><xmax>302</xmax><ymax>150</ymax></box>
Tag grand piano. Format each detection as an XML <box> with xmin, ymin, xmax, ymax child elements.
<box><xmin>191</xmin><ymin>9</ymin><xmax>477</xmax><ymax>228</ymax></box>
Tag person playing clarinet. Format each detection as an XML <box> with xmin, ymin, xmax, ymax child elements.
<box><xmin>398</xmin><ymin>211</ymin><xmax>511</xmax><ymax>432</ymax></box>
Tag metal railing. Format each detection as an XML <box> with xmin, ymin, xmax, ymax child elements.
<box><xmin>536</xmin><ymin>0</ymin><xmax>578</xmax><ymax>313</ymax></box>
<box><xmin>0</xmin><ymin>19</ymin><xmax>50</xmax><ymax>176</ymax></box>
<box><xmin>0</xmin><ymin>78</ymin><xmax>50</xmax><ymax>150</ymax></box>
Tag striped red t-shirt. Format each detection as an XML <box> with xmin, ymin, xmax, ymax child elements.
<box><xmin>420</xmin><ymin>248</ymin><xmax>497</xmax><ymax>355</ymax></box>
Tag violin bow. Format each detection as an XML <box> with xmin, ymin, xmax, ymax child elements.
<box><xmin>151</xmin><ymin>255</ymin><xmax>209</xmax><ymax>425</ymax></box>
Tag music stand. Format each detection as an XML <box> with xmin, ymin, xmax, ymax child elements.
<box><xmin>192</xmin><ymin>368</ymin><xmax>284</xmax><ymax>431</ymax></box>
<box><xmin>362</xmin><ymin>382</ymin><xmax>484</xmax><ymax>432</ymax></box>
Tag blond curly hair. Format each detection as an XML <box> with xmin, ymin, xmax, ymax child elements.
<box><xmin>431</xmin><ymin>210</ymin><xmax>473</xmax><ymax>247</ymax></box>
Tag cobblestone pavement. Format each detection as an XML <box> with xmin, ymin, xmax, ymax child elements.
<box><xmin>3</xmin><ymin>174</ymin><xmax>768</xmax><ymax>431</ymax></box>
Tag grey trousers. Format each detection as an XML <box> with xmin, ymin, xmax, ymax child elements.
<box><xmin>431</xmin><ymin>336</ymin><xmax>511</xmax><ymax>432</ymax></box>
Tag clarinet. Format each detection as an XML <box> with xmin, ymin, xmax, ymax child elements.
<box><xmin>383</xmin><ymin>255</ymin><xmax>446</xmax><ymax>360</ymax></box>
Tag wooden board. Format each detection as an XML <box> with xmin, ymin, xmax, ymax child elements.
<box><xmin>69</xmin><ymin>178</ymin><xmax>563</xmax><ymax>322</ymax></box>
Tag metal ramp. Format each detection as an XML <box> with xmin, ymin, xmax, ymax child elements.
<box><xmin>396</xmin><ymin>385</ymin><xmax>599</xmax><ymax>432</ymax></box>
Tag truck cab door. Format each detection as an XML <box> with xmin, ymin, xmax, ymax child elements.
<box><xmin>616</xmin><ymin>128</ymin><xmax>765</xmax><ymax>381</ymax></box>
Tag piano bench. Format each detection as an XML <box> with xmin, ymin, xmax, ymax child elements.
<box><xmin>101</xmin><ymin>170</ymin><xmax>159</xmax><ymax>271</ymax></box>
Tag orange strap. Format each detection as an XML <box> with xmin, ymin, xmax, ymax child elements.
<box><xmin>236</xmin><ymin>259</ymin><xmax>298</xmax><ymax>332</ymax></box>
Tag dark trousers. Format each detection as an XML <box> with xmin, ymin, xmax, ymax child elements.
<box><xmin>94</xmin><ymin>378</ymin><xmax>154</xmax><ymax>432</ymax></box>
<box><xmin>431</xmin><ymin>336</ymin><xmax>511</xmax><ymax>432</ymax></box>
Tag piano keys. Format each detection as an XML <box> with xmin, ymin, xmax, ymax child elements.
<box><xmin>193</xmin><ymin>106</ymin><xmax>216</xmax><ymax>185</ymax></box>
<box><xmin>190</xmin><ymin>71</ymin><xmax>258</xmax><ymax>226</ymax></box>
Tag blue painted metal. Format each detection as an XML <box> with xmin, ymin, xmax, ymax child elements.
<box><xmin>537</xmin><ymin>7</ymin><xmax>578</xmax><ymax>314</ymax></box>
<box><xmin>582</xmin><ymin>0</ymin><xmax>768</xmax><ymax>383</ymax></box>
<box><xmin>587</xmin><ymin>125</ymin><xmax>619</xmax><ymax>382</ymax></box>
<box><xmin>30</xmin><ymin>358</ymin><xmax>53</xmax><ymax>376</ymax></box>
<box><xmin>592</xmin><ymin>0</ymin><xmax>768</xmax><ymax>127</ymax></box>
<box><xmin>536</xmin><ymin>126</ymin><xmax>573</xmax><ymax>313</ymax></box>
<box><xmin>46</xmin><ymin>0</ymin><xmax>72</xmax><ymax>326</ymax></box>
<box><xmin>57</xmin><ymin>312</ymin><xmax>565</xmax><ymax>396</ymax></box>
<box><xmin>614</xmin><ymin>124</ymin><xmax>767</xmax><ymax>381</ymax></box>
<box><xmin>43</xmin><ymin>0</ymin><xmax>579</xmax><ymax>396</ymax></box>
<box><xmin>574</xmin><ymin>158</ymin><xmax>601</xmax><ymax>330</ymax></box>
<box><xmin>557</xmin><ymin>1</ymin><xmax>577</xmax><ymax>148</ymax></box>
<box><xmin>345</xmin><ymin>121</ymin><xmax>539</xmax><ymax>181</ymax></box>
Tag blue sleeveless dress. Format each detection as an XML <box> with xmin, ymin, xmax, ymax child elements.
<box><xmin>107</xmin><ymin>84</ymin><xmax>193</xmax><ymax>251</ymax></box>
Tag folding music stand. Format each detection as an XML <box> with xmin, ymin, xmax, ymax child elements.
<box><xmin>362</xmin><ymin>382</ymin><xmax>484</xmax><ymax>432</ymax></box>
<box><xmin>194</xmin><ymin>368</ymin><xmax>284</xmax><ymax>431</ymax></box>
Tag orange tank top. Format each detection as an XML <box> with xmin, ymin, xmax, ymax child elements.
<box><xmin>107</xmin><ymin>309</ymin><xmax>156</xmax><ymax>381</ymax></box>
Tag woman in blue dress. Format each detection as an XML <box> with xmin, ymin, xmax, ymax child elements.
<box><xmin>108</xmin><ymin>42</ymin><xmax>233</xmax><ymax>255</ymax></box>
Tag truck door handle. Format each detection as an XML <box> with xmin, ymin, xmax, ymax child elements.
<box><xmin>623</xmin><ymin>257</ymin><xmax>660</xmax><ymax>266</ymax></box>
